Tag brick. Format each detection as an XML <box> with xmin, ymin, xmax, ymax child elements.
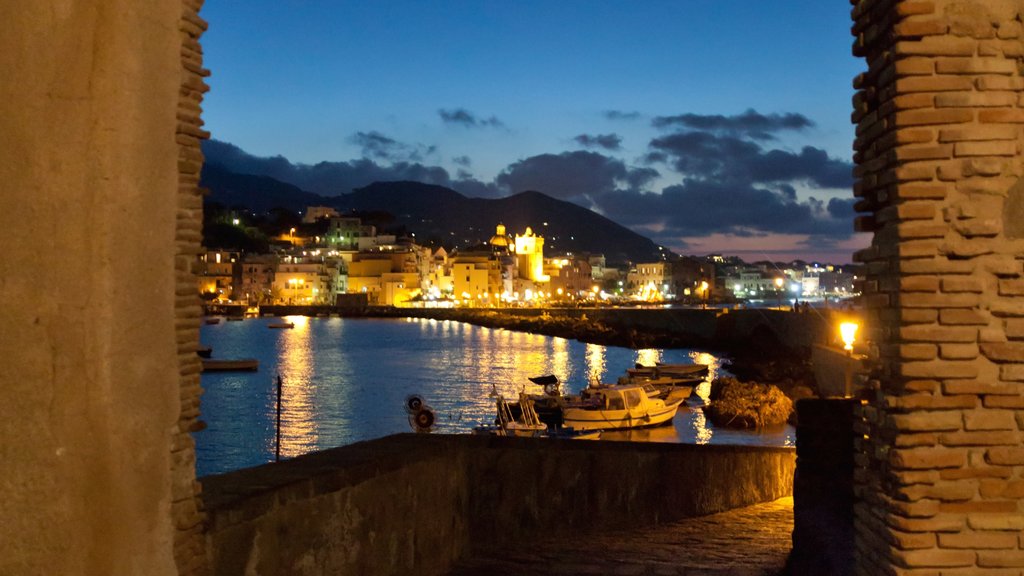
<box><xmin>901</xmin><ymin>481</ymin><xmax>975</xmax><ymax>502</ymax></box>
<box><xmin>891</xmin><ymin>394</ymin><xmax>977</xmax><ymax>410</ymax></box>
<box><xmin>998</xmin><ymin>21</ymin><xmax>1022</xmax><ymax>40</ymax></box>
<box><xmin>985</xmin><ymin>258</ymin><xmax>1022</xmax><ymax>277</ymax></box>
<box><xmin>942</xmin><ymin>466</ymin><xmax>1013</xmax><ymax>480</ymax></box>
<box><xmin>954</xmin><ymin>141</ymin><xmax>1018</xmax><ymax>157</ymax></box>
<box><xmin>939</xmin><ymin>430</ymin><xmax>1018</xmax><ymax>446</ymax></box>
<box><xmin>893</xmin><ymin>548</ymin><xmax>974</xmax><ymax>568</ymax></box>
<box><xmin>891</xmin><ymin>410</ymin><xmax>962</xmax><ymax>432</ymax></box>
<box><xmin>1001</xmin><ymin>365</ymin><xmax>1024</xmax><ymax>381</ymax></box>
<box><xmin>986</xmin><ymin>447</ymin><xmax>1024</xmax><ymax>465</ymax></box>
<box><xmin>895</xmin><ymin>20</ymin><xmax>948</xmax><ymax>38</ymax></box>
<box><xmin>902</xmin><ymin>276</ymin><xmax>940</xmax><ymax>292</ymax></box>
<box><xmin>905</xmin><ymin>379</ymin><xmax>941</xmax><ymax>393</ymax></box>
<box><xmin>941</xmin><ymin>238</ymin><xmax>995</xmax><ymax>258</ymax></box>
<box><xmin>980</xmin><ymin>108</ymin><xmax>1024</xmax><ymax>123</ymax></box>
<box><xmin>1005</xmin><ymin>319</ymin><xmax>1024</xmax><ymax>339</ymax></box>
<box><xmin>981</xmin><ymin>342</ymin><xmax>1024</xmax><ymax>362</ymax></box>
<box><xmin>901</xmin><ymin>325</ymin><xmax>978</xmax><ymax>342</ymax></box>
<box><xmin>998</xmin><ymin>279</ymin><xmax>1024</xmax><ymax>296</ymax></box>
<box><xmin>894</xmin><ymin>56</ymin><xmax>937</xmax><ymax>75</ymax></box>
<box><xmin>939</xmin><ymin>125</ymin><xmax>1019</xmax><ymax>142</ymax></box>
<box><xmin>892</xmin><ymin>447</ymin><xmax>967</xmax><ymax>470</ymax></box>
<box><xmin>900</xmin><ymin>240</ymin><xmax>941</xmax><ymax>258</ymax></box>
<box><xmin>956</xmin><ymin>218</ymin><xmax>1002</xmax><ymax>237</ymax></box>
<box><xmin>901</xmin><ymin>360</ymin><xmax>979</xmax><ymax>379</ymax></box>
<box><xmin>895</xmin><ymin>75</ymin><xmax>975</xmax><ymax>95</ymax></box>
<box><xmin>978</xmin><ymin>75</ymin><xmax>1024</xmax><ymax>91</ymax></box>
<box><xmin>897</xmin><ymin>144</ymin><xmax>953</xmax><ymax>161</ymax></box>
<box><xmin>896</xmin><ymin>164</ymin><xmax>938</xmax><ymax>182</ymax></box>
<box><xmin>901</xmin><ymin>343</ymin><xmax>939</xmax><ymax>360</ymax></box>
<box><xmin>902</xmin><ymin>258</ymin><xmax>975</xmax><ymax>275</ymax></box>
<box><xmin>895</xmin><ymin>37</ymin><xmax>979</xmax><ymax>57</ymax></box>
<box><xmin>902</xmin><ymin>293</ymin><xmax>979</xmax><ymax>309</ymax></box>
<box><xmin>895</xmin><ymin>1</ymin><xmax>936</xmax><ymax>17</ymax></box>
<box><xmin>895</xmin><ymin>109</ymin><xmax>974</xmax><ymax>127</ymax></box>
<box><xmin>939</xmin><ymin>532</ymin><xmax>1017</xmax><ymax>549</ymax></box>
<box><xmin>968</xmin><ymin>156</ymin><xmax>1007</xmax><ymax>175</ymax></box>
<box><xmin>964</xmin><ymin>409</ymin><xmax>1017</xmax><ymax>430</ymax></box>
<box><xmin>982</xmin><ymin>328</ymin><xmax>1009</xmax><ymax>342</ymax></box>
<box><xmin>937</xmin><ymin>58</ymin><xmax>1018</xmax><ymax>75</ymax></box>
<box><xmin>979</xmin><ymin>550</ymin><xmax>1024</xmax><ymax>568</ymax></box>
<box><xmin>897</xmin><ymin>183</ymin><xmax>948</xmax><ymax>199</ymax></box>
<box><xmin>941</xmin><ymin>277</ymin><xmax>983</xmax><ymax>293</ymax></box>
<box><xmin>889</xmin><ymin>514</ymin><xmax>965</xmax><ymax>533</ymax></box>
<box><xmin>944</xmin><ymin>380</ymin><xmax>1017</xmax><ymax>395</ymax></box>
<box><xmin>984</xmin><ymin>395</ymin><xmax>1024</xmax><ymax>409</ymax></box>
<box><xmin>939</xmin><ymin>309</ymin><xmax>988</xmax><ymax>325</ymax></box>
<box><xmin>895</xmin><ymin>432</ymin><xmax>939</xmax><ymax>448</ymax></box>
<box><xmin>936</xmin><ymin>91</ymin><xmax>1018</xmax><ymax>108</ymax></box>
<box><xmin>898</xmin><ymin>222</ymin><xmax>950</xmax><ymax>239</ymax></box>
<box><xmin>990</xmin><ymin>301</ymin><xmax>1024</xmax><ymax>317</ymax></box>
<box><xmin>902</xmin><ymin>309</ymin><xmax>939</xmax><ymax>324</ymax></box>
<box><xmin>937</xmin><ymin>161</ymin><xmax>963</xmax><ymax>181</ymax></box>
<box><xmin>941</xmin><ymin>501</ymin><xmax>1020</xmax><ymax>514</ymax></box>
<box><xmin>888</xmin><ymin>529</ymin><xmax>936</xmax><ymax>550</ymax></box>
<box><xmin>981</xmin><ymin>479</ymin><xmax>1024</xmax><ymax>499</ymax></box>
<box><xmin>968</xmin><ymin>514</ymin><xmax>1024</xmax><ymax>531</ymax></box>
<box><xmin>939</xmin><ymin>343</ymin><xmax>979</xmax><ymax>359</ymax></box>
<box><xmin>956</xmin><ymin>177</ymin><xmax>1017</xmax><ymax>195</ymax></box>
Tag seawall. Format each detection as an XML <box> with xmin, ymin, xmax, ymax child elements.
<box><xmin>203</xmin><ymin>434</ymin><xmax>795</xmax><ymax>576</ymax></box>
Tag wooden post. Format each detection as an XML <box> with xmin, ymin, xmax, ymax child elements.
<box><xmin>275</xmin><ymin>373</ymin><xmax>283</xmax><ymax>462</ymax></box>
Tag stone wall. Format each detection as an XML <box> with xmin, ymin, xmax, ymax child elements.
<box><xmin>0</xmin><ymin>2</ymin><xmax>198</xmax><ymax>575</ymax></box>
<box><xmin>175</xmin><ymin>1</ymin><xmax>211</xmax><ymax>575</ymax></box>
<box><xmin>852</xmin><ymin>1</ymin><xmax>1024</xmax><ymax>573</ymax></box>
<box><xmin>203</xmin><ymin>434</ymin><xmax>795</xmax><ymax>576</ymax></box>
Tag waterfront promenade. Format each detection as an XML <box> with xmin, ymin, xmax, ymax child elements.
<box><xmin>447</xmin><ymin>497</ymin><xmax>793</xmax><ymax>576</ymax></box>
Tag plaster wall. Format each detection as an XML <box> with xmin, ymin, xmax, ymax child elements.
<box><xmin>0</xmin><ymin>2</ymin><xmax>193</xmax><ymax>574</ymax></box>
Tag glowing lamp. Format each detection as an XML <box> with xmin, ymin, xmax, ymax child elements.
<box><xmin>840</xmin><ymin>322</ymin><xmax>858</xmax><ymax>352</ymax></box>
<box><xmin>775</xmin><ymin>277</ymin><xmax>784</xmax><ymax>289</ymax></box>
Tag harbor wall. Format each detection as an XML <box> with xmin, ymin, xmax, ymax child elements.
<box><xmin>209</xmin><ymin>304</ymin><xmax>846</xmax><ymax>353</ymax></box>
<box><xmin>202</xmin><ymin>434</ymin><xmax>795</xmax><ymax>576</ymax></box>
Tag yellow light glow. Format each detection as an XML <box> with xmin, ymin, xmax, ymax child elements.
<box><xmin>700</xmin><ymin>281</ymin><xmax>708</xmax><ymax>292</ymax></box>
<box><xmin>775</xmin><ymin>277</ymin><xmax>784</xmax><ymax>288</ymax></box>
<box><xmin>840</xmin><ymin>322</ymin><xmax>859</xmax><ymax>352</ymax></box>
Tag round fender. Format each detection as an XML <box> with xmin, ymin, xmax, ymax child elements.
<box><xmin>405</xmin><ymin>394</ymin><xmax>424</xmax><ymax>414</ymax></box>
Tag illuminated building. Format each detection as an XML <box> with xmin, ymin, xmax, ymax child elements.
<box><xmin>514</xmin><ymin>227</ymin><xmax>550</xmax><ymax>283</ymax></box>
<box><xmin>196</xmin><ymin>251</ymin><xmax>239</xmax><ymax>301</ymax></box>
<box><xmin>302</xmin><ymin>205</ymin><xmax>340</xmax><ymax>223</ymax></box>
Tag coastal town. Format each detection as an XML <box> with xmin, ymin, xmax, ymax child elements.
<box><xmin>199</xmin><ymin>205</ymin><xmax>860</xmax><ymax>308</ymax></box>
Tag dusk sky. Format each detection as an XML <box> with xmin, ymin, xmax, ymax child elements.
<box><xmin>200</xmin><ymin>1</ymin><xmax>868</xmax><ymax>263</ymax></box>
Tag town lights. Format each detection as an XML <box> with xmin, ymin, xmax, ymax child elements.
<box><xmin>840</xmin><ymin>322</ymin><xmax>858</xmax><ymax>352</ymax></box>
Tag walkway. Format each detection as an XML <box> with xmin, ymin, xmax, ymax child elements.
<box><xmin>447</xmin><ymin>497</ymin><xmax>793</xmax><ymax>576</ymax></box>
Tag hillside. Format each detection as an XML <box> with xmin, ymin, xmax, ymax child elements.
<box><xmin>200</xmin><ymin>166</ymin><xmax>669</xmax><ymax>264</ymax></box>
<box><xmin>336</xmin><ymin>182</ymin><xmax>669</xmax><ymax>264</ymax></box>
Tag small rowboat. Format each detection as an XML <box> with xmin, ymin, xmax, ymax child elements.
<box><xmin>268</xmin><ymin>321</ymin><xmax>295</xmax><ymax>329</ymax></box>
<box><xmin>201</xmin><ymin>358</ymin><xmax>259</xmax><ymax>372</ymax></box>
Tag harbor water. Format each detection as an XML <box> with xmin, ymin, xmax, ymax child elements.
<box><xmin>196</xmin><ymin>315</ymin><xmax>795</xmax><ymax>476</ymax></box>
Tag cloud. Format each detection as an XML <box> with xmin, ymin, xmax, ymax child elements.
<box><xmin>652</xmin><ymin>109</ymin><xmax>814</xmax><ymax>139</ymax></box>
<box><xmin>452</xmin><ymin>155</ymin><xmax>472</xmax><ymax>167</ymax></box>
<box><xmin>349</xmin><ymin>130</ymin><xmax>436</xmax><ymax>163</ymax></box>
<box><xmin>202</xmin><ymin>139</ymin><xmax>495</xmax><ymax>197</ymax></box>
<box><xmin>647</xmin><ymin>131</ymin><xmax>852</xmax><ymax>189</ymax></box>
<box><xmin>438</xmin><ymin>108</ymin><xmax>506</xmax><ymax>129</ymax></box>
<box><xmin>604</xmin><ymin>110</ymin><xmax>641</xmax><ymax>121</ymax></box>
<box><xmin>495</xmin><ymin>150</ymin><xmax>658</xmax><ymax>200</ymax></box>
<box><xmin>573</xmin><ymin>133</ymin><xmax>622</xmax><ymax>151</ymax></box>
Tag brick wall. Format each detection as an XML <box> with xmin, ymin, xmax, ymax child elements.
<box><xmin>852</xmin><ymin>0</ymin><xmax>1024</xmax><ymax>573</ymax></box>
<box><xmin>175</xmin><ymin>1</ymin><xmax>210</xmax><ymax>574</ymax></box>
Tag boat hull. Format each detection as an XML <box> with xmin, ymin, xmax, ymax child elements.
<box><xmin>561</xmin><ymin>399</ymin><xmax>683</xmax><ymax>431</ymax></box>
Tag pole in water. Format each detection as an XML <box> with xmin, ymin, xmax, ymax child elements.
<box><xmin>275</xmin><ymin>373</ymin><xmax>283</xmax><ymax>462</ymax></box>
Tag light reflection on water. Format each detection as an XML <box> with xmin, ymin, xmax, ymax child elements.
<box><xmin>196</xmin><ymin>316</ymin><xmax>794</xmax><ymax>476</ymax></box>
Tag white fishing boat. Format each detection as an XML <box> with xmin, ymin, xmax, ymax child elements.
<box><xmin>561</xmin><ymin>384</ymin><xmax>684</xmax><ymax>432</ymax></box>
<box><xmin>495</xmin><ymin>393</ymin><xmax>548</xmax><ymax>437</ymax></box>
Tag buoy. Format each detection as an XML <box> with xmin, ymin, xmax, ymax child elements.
<box><xmin>405</xmin><ymin>394</ymin><xmax>424</xmax><ymax>414</ymax></box>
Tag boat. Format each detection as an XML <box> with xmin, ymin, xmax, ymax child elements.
<box><xmin>493</xmin><ymin>393</ymin><xmax>548</xmax><ymax>437</ymax></box>
<box><xmin>268</xmin><ymin>320</ymin><xmax>295</xmax><ymax>329</ymax></box>
<box><xmin>196</xmin><ymin>345</ymin><xmax>212</xmax><ymax>358</ymax></box>
<box><xmin>627</xmin><ymin>363</ymin><xmax>708</xmax><ymax>380</ymax></box>
<box><xmin>201</xmin><ymin>358</ymin><xmax>259</xmax><ymax>372</ymax></box>
<box><xmin>204</xmin><ymin>317</ymin><xmax>221</xmax><ymax>325</ymax></box>
<box><xmin>244</xmin><ymin>306</ymin><xmax>260</xmax><ymax>318</ymax></box>
<box><xmin>560</xmin><ymin>384</ymin><xmax>684</xmax><ymax>431</ymax></box>
<box><xmin>226</xmin><ymin>316</ymin><xmax>243</xmax><ymax>322</ymax></box>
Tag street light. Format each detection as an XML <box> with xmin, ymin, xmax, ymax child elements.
<box><xmin>774</xmin><ymin>277</ymin><xmax>784</xmax><ymax>309</ymax></box>
<box><xmin>700</xmin><ymin>280</ymin><xmax>709</xmax><ymax>309</ymax></box>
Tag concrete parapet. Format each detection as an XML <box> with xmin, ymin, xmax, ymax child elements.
<box><xmin>202</xmin><ymin>434</ymin><xmax>795</xmax><ymax>576</ymax></box>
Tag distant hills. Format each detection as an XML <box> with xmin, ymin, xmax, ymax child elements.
<box><xmin>201</xmin><ymin>162</ymin><xmax>670</xmax><ymax>264</ymax></box>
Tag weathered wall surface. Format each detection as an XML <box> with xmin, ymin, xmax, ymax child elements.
<box><xmin>203</xmin><ymin>434</ymin><xmax>795</xmax><ymax>576</ymax></box>
<box><xmin>852</xmin><ymin>0</ymin><xmax>1024</xmax><ymax>573</ymax></box>
<box><xmin>0</xmin><ymin>2</ymin><xmax>206</xmax><ymax>575</ymax></box>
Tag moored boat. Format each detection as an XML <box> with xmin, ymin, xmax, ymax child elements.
<box><xmin>561</xmin><ymin>384</ymin><xmax>684</xmax><ymax>431</ymax></box>
<box><xmin>201</xmin><ymin>358</ymin><xmax>259</xmax><ymax>372</ymax></box>
<box><xmin>268</xmin><ymin>320</ymin><xmax>295</xmax><ymax>329</ymax></box>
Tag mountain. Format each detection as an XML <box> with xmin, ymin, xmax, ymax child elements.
<box><xmin>200</xmin><ymin>165</ymin><xmax>669</xmax><ymax>264</ymax></box>
<box><xmin>336</xmin><ymin>182</ymin><xmax>668</xmax><ymax>264</ymax></box>
<box><xmin>201</xmin><ymin>162</ymin><xmax>325</xmax><ymax>212</ymax></box>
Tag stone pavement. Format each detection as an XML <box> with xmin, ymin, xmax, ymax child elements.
<box><xmin>446</xmin><ymin>497</ymin><xmax>793</xmax><ymax>576</ymax></box>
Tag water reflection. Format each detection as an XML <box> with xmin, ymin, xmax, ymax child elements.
<box><xmin>196</xmin><ymin>317</ymin><xmax>794</xmax><ymax>476</ymax></box>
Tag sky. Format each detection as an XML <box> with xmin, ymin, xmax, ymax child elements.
<box><xmin>199</xmin><ymin>1</ymin><xmax>869</xmax><ymax>263</ymax></box>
